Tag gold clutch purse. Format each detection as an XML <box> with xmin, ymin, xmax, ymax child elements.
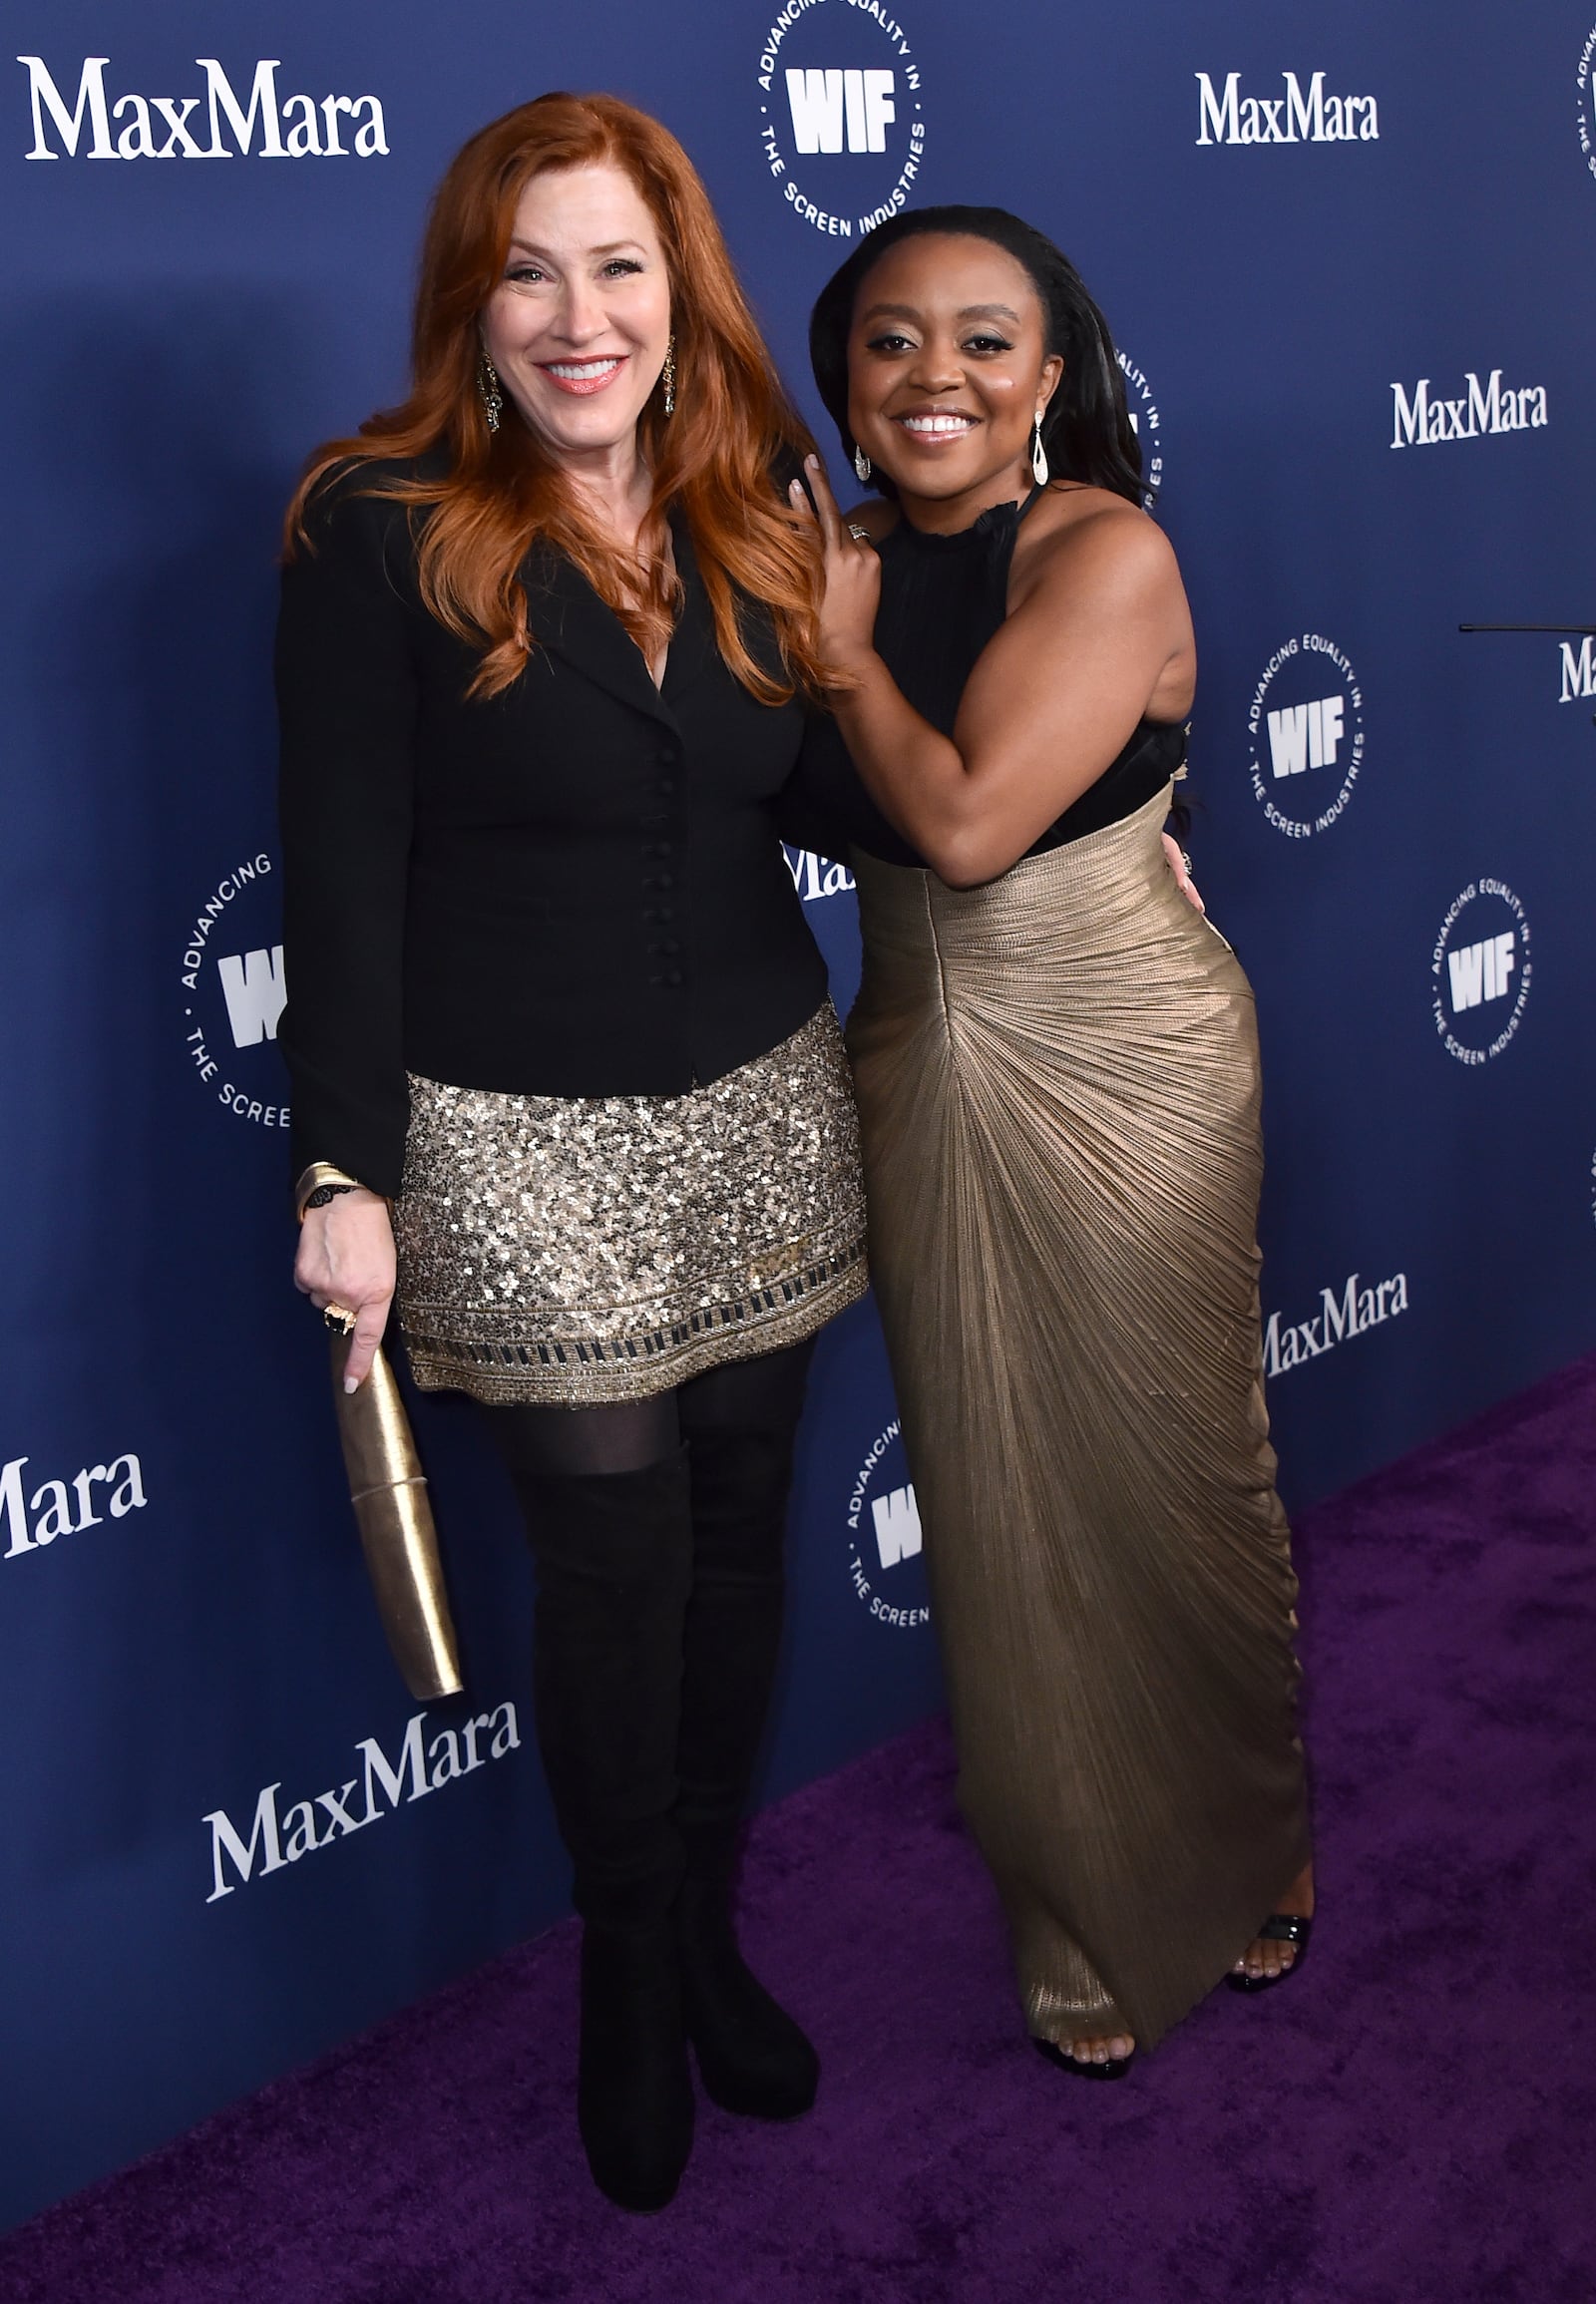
<box><xmin>325</xmin><ymin>1317</ymin><xmax>463</xmax><ymax>1701</ymax></box>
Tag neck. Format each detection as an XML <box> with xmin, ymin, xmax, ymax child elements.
<box><xmin>552</xmin><ymin>431</ymin><xmax>654</xmax><ymax>553</ymax></box>
<box><xmin>897</xmin><ymin>458</ymin><xmax>1034</xmax><ymax>537</ymax></box>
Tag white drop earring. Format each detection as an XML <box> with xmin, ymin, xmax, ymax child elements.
<box><xmin>1030</xmin><ymin>414</ymin><xmax>1049</xmax><ymax>488</ymax></box>
<box><xmin>660</xmin><ymin>336</ymin><xmax>676</xmax><ymax>417</ymax></box>
<box><xmin>853</xmin><ymin>444</ymin><xmax>872</xmax><ymax>484</ymax></box>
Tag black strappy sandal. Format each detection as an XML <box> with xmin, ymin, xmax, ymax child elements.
<box><xmin>1032</xmin><ymin>2037</ymin><xmax>1136</xmax><ymax>2081</ymax></box>
<box><xmin>1226</xmin><ymin>1911</ymin><xmax>1313</xmax><ymax>1994</ymax></box>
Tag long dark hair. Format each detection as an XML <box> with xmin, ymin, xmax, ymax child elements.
<box><xmin>808</xmin><ymin>204</ymin><xmax>1146</xmax><ymax>508</ymax></box>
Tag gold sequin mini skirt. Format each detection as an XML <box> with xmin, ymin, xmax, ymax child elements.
<box><xmin>394</xmin><ymin>1002</ymin><xmax>869</xmax><ymax>1404</ymax></box>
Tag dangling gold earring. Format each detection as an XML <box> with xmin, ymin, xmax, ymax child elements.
<box><xmin>478</xmin><ymin>354</ymin><xmax>504</xmax><ymax>435</ymax></box>
<box><xmin>853</xmin><ymin>445</ymin><xmax>871</xmax><ymax>483</ymax></box>
<box><xmin>1030</xmin><ymin>413</ymin><xmax>1049</xmax><ymax>489</ymax></box>
<box><xmin>660</xmin><ymin>336</ymin><xmax>676</xmax><ymax>417</ymax></box>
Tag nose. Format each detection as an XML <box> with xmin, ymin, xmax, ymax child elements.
<box><xmin>905</xmin><ymin>335</ymin><xmax>965</xmax><ymax>394</ymax></box>
<box><xmin>552</xmin><ymin>276</ymin><xmax>607</xmax><ymax>347</ymax></box>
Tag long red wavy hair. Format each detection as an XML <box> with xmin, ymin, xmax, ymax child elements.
<box><xmin>285</xmin><ymin>92</ymin><xmax>830</xmax><ymax>701</ymax></box>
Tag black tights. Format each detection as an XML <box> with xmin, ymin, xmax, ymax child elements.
<box><xmin>488</xmin><ymin>1336</ymin><xmax>817</xmax><ymax>1482</ymax></box>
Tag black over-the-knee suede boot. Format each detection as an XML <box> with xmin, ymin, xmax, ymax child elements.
<box><xmin>673</xmin><ymin>1420</ymin><xmax>820</xmax><ymax>2119</ymax></box>
<box><xmin>509</xmin><ymin>1448</ymin><xmax>695</xmax><ymax>2212</ymax></box>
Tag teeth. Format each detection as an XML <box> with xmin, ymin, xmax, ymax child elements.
<box><xmin>547</xmin><ymin>359</ymin><xmax>621</xmax><ymax>380</ymax></box>
<box><xmin>899</xmin><ymin>414</ymin><xmax>975</xmax><ymax>435</ymax></box>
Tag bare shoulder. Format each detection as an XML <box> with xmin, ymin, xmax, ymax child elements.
<box><xmin>843</xmin><ymin>497</ymin><xmax>900</xmax><ymax>543</ymax></box>
<box><xmin>1011</xmin><ymin>484</ymin><xmax>1180</xmax><ymax>609</ymax></box>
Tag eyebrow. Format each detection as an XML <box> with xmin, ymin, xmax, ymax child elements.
<box><xmin>859</xmin><ymin>300</ymin><xmax>1022</xmax><ymax>325</ymax></box>
<box><xmin>506</xmin><ymin>237</ymin><xmax>650</xmax><ymax>259</ymax></box>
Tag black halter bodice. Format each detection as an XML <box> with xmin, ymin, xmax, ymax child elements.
<box><xmin>791</xmin><ymin>488</ymin><xmax>1185</xmax><ymax>870</ymax></box>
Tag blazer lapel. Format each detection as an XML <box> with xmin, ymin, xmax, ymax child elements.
<box><xmin>523</xmin><ymin>544</ymin><xmax>675</xmax><ymax>728</ymax></box>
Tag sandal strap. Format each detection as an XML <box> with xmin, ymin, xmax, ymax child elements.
<box><xmin>1256</xmin><ymin>1912</ymin><xmax>1313</xmax><ymax>1945</ymax></box>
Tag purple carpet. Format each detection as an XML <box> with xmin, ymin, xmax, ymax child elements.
<box><xmin>4</xmin><ymin>1360</ymin><xmax>1594</xmax><ymax>2304</ymax></box>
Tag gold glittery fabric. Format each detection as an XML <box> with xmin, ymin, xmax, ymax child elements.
<box><xmin>394</xmin><ymin>1003</ymin><xmax>868</xmax><ymax>1403</ymax></box>
<box><xmin>847</xmin><ymin>785</ymin><xmax>1311</xmax><ymax>2052</ymax></box>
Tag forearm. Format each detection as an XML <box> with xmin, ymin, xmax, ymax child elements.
<box><xmin>831</xmin><ymin>652</ymin><xmax>987</xmax><ymax>882</ymax></box>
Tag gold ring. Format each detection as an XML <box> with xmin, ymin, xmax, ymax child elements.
<box><xmin>322</xmin><ymin>1303</ymin><xmax>356</xmax><ymax>1334</ymax></box>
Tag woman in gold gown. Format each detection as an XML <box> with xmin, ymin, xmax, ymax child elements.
<box><xmin>790</xmin><ymin>206</ymin><xmax>1314</xmax><ymax>2075</ymax></box>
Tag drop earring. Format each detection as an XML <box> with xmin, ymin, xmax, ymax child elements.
<box><xmin>853</xmin><ymin>445</ymin><xmax>872</xmax><ymax>484</ymax></box>
<box><xmin>660</xmin><ymin>336</ymin><xmax>676</xmax><ymax>417</ymax></box>
<box><xmin>478</xmin><ymin>354</ymin><xmax>504</xmax><ymax>435</ymax></box>
<box><xmin>1030</xmin><ymin>414</ymin><xmax>1049</xmax><ymax>489</ymax></box>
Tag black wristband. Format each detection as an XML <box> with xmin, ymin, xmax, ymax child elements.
<box><xmin>302</xmin><ymin>1183</ymin><xmax>359</xmax><ymax>1211</ymax></box>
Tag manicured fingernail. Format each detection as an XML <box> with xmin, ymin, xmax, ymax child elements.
<box><xmin>806</xmin><ymin>453</ymin><xmax>819</xmax><ymax>468</ymax></box>
<box><xmin>344</xmin><ymin>1376</ymin><xmax>359</xmax><ymax>1394</ymax></box>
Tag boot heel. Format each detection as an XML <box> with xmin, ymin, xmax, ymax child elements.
<box><xmin>675</xmin><ymin>1880</ymin><xmax>818</xmax><ymax>2120</ymax></box>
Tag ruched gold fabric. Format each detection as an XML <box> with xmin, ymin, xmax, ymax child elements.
<box><xmin>846</xmin><ymin>785</ymin><xmax>1311</xmax><ymax>2050</ymax></box>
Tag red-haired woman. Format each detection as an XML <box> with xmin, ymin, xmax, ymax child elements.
<box><xmin>278</xmin><ymin>94</ymin><xmax>866</xmax><ymax>2212</ymax></box>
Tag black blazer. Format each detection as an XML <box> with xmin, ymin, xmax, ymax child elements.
<box><xmin>275</xmin><ymin>469</ymin><xmax>827</xmax><ymax>1198</ymax></box>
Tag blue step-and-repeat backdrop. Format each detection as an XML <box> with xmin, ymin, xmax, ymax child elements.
<box><xmin>3</xmin><ymin>0</ymin><xmax>1593</xmax><ymax>2229</ymax></box>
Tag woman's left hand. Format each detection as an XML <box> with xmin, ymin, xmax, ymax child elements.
<box><xmin>1161</xmin><ymin>833</ymin><xmax>1205</xmax><ymax>914</ymax></box>
<box><xmin>790</xmin><ymin>455</ymin><xmax>882</xmax><ymax>677</ymax></box>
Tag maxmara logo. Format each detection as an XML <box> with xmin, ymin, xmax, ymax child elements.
<box><xmin>1247</xmin><ymin>633</ymin><xmax>1366</xmax><ymax>839</ymax></box>
<box><xmin>757</xmin><ymin>0</ymin><xmax>927</xmax><ymax>239</ymax></box>
<box><xmin>1391</xmin><ymin>370</ymin><xmax>1548</xmax><ymax>450</ymax></box>
<box><xmin>2</xmin><ymin>1448</ymin><xmax>147</xmax><ymax>1558</ymax></box>
<box><xmin>845</xmin><ymin>1417</ymin><xmax>929</xmax><ymax>1631</ymax></box>
<box><xmin>1195</xmin><ymin>71</ymin><xmax>1379</xmax><ymax>147</ymax></box>
<box><xmin>784</xmin><ymin>845</ymin><xmax>856</xmax><ymax>904</ymax></box>
<box><xmin>179</xmin><ymin>854</ymin><xmax>290</xmax><ymax>1130</ymax></box>
<box><xmin>17</xmin><ymin>56</ymin><xmax>389</xmax><ymax>161</ymax></box>
<box><xmin>1431</xmin><ymin>880</ymin><xmax>1531</xmax><ymax>1065</ymax></box>
<box><xmin>203</xmin><ymin>1702</ymin><xmax>522</xmax><ymax>1903</ymax></box>
<box><xmin>1557</xmin><ymin>634</ymin><xmax>1595</xmax><ymax>704</ymax></box>
<box><xmin>1263</xmin><ymin>1270</ymin><xmax>1408</xmax><ymax>1379</ymax></box>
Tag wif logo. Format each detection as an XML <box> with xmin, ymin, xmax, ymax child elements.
<box><xmin>217</xmin><ymin>948</ymin><xmax>286</xmax><ymax>1046</ymax></box>
<box><xmin>786</xmin><ymin>68</ymin><xmax>896</xmax><ymax>154</ymax></box>
<box><xmin>1391</xmin><ymin>370</ymin><xmax>1548</xmax><ymax>449</ymax></box>
<box><xmin>1248</xmin><ymin>635</ymin><xmax>1366</xmax><ymax>838</ymax></box>
<box><xmin>1195</xmin><ymin>71</ymin><xmax>1379</xmax><ymax>146</ymax></box>
<box><xmin>845</xmin><ymin>1417</ymin><xmax>930</xmax><ymax>1631</ymax></box>
<box><xmin>178</xmin><ymin>855</ymin><xmax>290</xmax><ymax>1129</ymax></box>
<box><xmin>871</xmin><ymin>1482</ymin><xmax>922</xmax><ymax>1568</ymax></box>
<box><xmin>1267</xmin><ymin>695</ymin><xmax>1345</xmax><ymax>780</ymax></box>
<box><xmin>1446</xmin><ymin>933</ymin><xmax>1516</xmax><ymax>1014</ymax></box>
<box><xmin>757</xmin><ymin>0</ymin><xmax>927</xmax><ymax>239</ymax></box>
<box><xmin>18</xmin><ymin>55</ymin><xmax>388</xmax><ymax>161</ymax></box>
<box><xmin>1431</xmin><ymin>881</ymin><xmax>1531</xmax><ymax>1064</ymax></box>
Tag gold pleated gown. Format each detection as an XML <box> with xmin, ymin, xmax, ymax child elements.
<box><xmin>846</xmin><ymin>784</ymin><xmax>1311</xmax><ymax>2050</ymax></box>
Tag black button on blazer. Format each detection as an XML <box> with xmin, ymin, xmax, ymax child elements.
<box><xmin>275</xmin><ymin>469</ymin><xmax>828</xmax><ymax>1198</ymax></box>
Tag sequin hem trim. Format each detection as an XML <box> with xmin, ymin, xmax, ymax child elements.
<box><xmin>404</xmin><ymin>1245</ymin><xmax>867</xmax><ymax>1403</ymax></box>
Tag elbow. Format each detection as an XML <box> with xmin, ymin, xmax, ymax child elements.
<box><xmin>921</xmin><ymin>824</ymin><xmax>1013</xmax><ymax>890</ymax></box>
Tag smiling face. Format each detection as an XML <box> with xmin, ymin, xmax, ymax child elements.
<box><xmin>480</xmin><ymin>161</ymin><xmax>673</xmax><ymax>469</ymax></box>
<box><xmin>846</xmin><ymin>232</ymin><xmax>1063</xmax><ymax>524</ymax></box>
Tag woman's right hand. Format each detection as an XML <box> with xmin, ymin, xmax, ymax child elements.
<box><xmin>293</xmin><ymin>1191</ymin><xmax>396</xmax><ymax>1391</ymax></box>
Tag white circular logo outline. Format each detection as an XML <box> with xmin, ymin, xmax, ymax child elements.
<box><xmin>1429</xmin><ymin>879</ymin><xmax>1532</xmax><ymax>1065</ymax></box>
<box><xmin>756</xmin><ymin>0</ymin><xmax>928</xmax><ymax>240</ymax></box>
<box><xmin>177</xmin><ymin>852</ymin><xmax>292</xmax><ymax>1129</ymax></box>
<box><xmin>844</xmin><ymin>1417</ymin><xmax>930</xmax><ymax>1633</ymax></box>
<box><xmin>1246</xmin><ymin>632</ymin><xmax>1367</xmax><ymax>839</ymax></box>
